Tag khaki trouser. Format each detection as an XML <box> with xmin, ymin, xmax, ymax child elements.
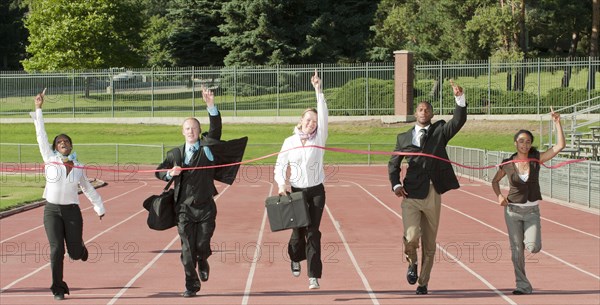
<box><xmin>401</xmin><ymin>185</ymin><xmax>441</xmax><ymax>287</ymax></box>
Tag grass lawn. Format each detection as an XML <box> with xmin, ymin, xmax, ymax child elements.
<box><xmin>0</xmin><ymin>174</ymin><xmax>46</xmax><ymax>211</ymax></box>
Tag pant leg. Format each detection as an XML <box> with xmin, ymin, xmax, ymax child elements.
<box><xmin>504</xmin><ymin>205</ymin><xmax>532</xmax><ymax>293</ymax></box>
<box><xmin>43</xmin><ymin>203</ymin><xmax>70</xmax><ymax>295</ymax></box>
<box><xmin>288</xmin><ymin>184</ymin><xmax>326</xmax><ymax>278</ymax></box>
<box><xmin>62</xmin><ymin>205</ymin><xmax>86</xmax><ymax>260</ymax></box>
<box><xmin>523</xmin><ymin>206</ymin><xmax>542</xmax><ymax>254</ymax></box>
<box><xmin>178</xmin><ymin>200</ymin><xmax>217</xmax><ymax>292</ymax></box>
<box><xmin>196</xmin><ymin>200</ymin><xmax>217</xmax><ymax>261</ymax></box>
<box><xmin>416</xmin><ymin>187</ymin><xmax>441</xmax><ymax>287</ymax></box>
<box><xmin>304</xmin><ymin>184</ymin><xmax>325</xmax><ymax>278</ymax></box>
<box><xmin>288</xmin><ymin>227</ymin><xmax>307</xmax><ymax>262</ymax></box>
<box><xmin>178</xmin><ymin>214</ymin><xmax>200</xmax><ymax>292</ymax></box>
<box><xmin>401</xmin><ymin>198</ymin><xmax>423</xmax><ymax>265</ymax></box>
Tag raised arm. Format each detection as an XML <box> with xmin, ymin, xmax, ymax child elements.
<box><xmin>31</xmin><ymin>89</ymin><xmax>53</xmax><ymax>162</ymax></box>
<box><xmin>540</xmin><ymin>107</ymin><xmax>565</xmax><ymax>163</ymax></box>
<box><xmin>312</xmin><ymin>69</ymin><xmax>328</xmax><ymax>143</ymax></box>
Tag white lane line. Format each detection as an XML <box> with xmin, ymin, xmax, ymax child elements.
<box><xmin>324</xmin><ymin>205</ymin><xmax>380</xmax><ymax>305</ymax></box>
<box><xmin>458</xmin><ymin>189</ymin><xmax>600</xmax><ymax>239</ymax></box>
<box><xmin>241</xmin><ymin>183</ymin><xmax>271</xmax><ymax>305</ymax></box>
<box><xmin>343</xmin><ymin>180</ymin><xmax>516</xmax><ymax>305</ymax></box>
<box><xmin>443</xmin><ymin>204</ymin><xmax>600</xmax><ymax>280</ymax></box>
<box><xmin>106</xmin><ymin>185</ymin><xmax>231</xmax><ymax>305</ymax></box>
<box><xmin>1</xmin><ymin>206</ymin><xmax>148</xmax><ymax>292</ymax></box>
<box><xmin>1</xmin><ymin>181</ymin><xmax>149</xmax><ymax>244</ymax></box>
<box><xmin>1</xmin><ymin>182</ymin><xmax>150</xmax><ymax>292</ymax></box>
<box><xmin>107</xmin><ymin>234</ymin><xmax>180</xmax><ymax>305</ymax></box>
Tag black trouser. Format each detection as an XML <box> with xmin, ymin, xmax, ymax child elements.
<box><xmin>289</xmin><ymin>183</ymin><xmax>326</xmax><ymax>278</ymax></box>
<box><xmin>43</xmin><ymin>203</ymin><xmax>86</xmax><ymax>295</ymax></box>
<box><xmin>177</xmin><ymin>199</ymin><xmax>217</xmax><ymax>292</ymax></box>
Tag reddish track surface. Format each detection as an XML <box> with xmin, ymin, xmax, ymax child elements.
<box><xmin>1</xmin><ymin>165</ymin><xmax>599</xmax><ymax>305</ymax></box>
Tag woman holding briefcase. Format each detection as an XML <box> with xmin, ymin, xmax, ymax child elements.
<box><xmin>274</xmin><ymin>69</ymin><xmax>328</xmax><ymax>290</ymax></box>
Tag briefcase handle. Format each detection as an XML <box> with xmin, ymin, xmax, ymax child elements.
<box><xmin>276</xmin><ymin>192</ymin><xmax>300</xmax><ymax>204</ymax></box>
<box><xmin>163</xmin><ymin>179</ymin><xmax>174</xmax><ymax>193</ymax></box>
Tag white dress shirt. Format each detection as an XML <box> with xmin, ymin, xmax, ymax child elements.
<box><xmin>274</xmin><ymin>93</ymin><xmax>328</xmax><ymax>189</ymax></box>
<box><xmin>31</xmin><ymin>109</ymin><xmax>105</xmax><ymax>216</ymax></box>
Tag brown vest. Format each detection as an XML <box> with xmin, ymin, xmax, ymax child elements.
<box><xmin>501</xmin><ymin>150</ymin><xmax>543</xmax><ymax>204</ymax></box>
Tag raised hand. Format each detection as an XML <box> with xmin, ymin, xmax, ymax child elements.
<box><xmin>449</xmin><ymin>79</ymin><xmax>463</xmax><ymax>97</ymax></box>
<box><xmin>311</xmin><ymin>69</ymin><xmax>322</xmax><ymax>93</ymax></box>
<box><xmin>201</xmin><ymin>87</ymin><xmax>215</xmax><ymax>108</ymax></box>
<box><xmin>549</xmin><ymin>106</ymin><xmax>560</xmax><ymax>123</ymax></box>
<box><xmin>35</xmin><ymin>88</ymin><xmax>46</xmax><ymax>109</ymax></box>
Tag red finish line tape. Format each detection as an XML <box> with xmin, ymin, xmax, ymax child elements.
<box><xmin>6</xmin><ymin>145</ymin><xmax>588</xmax><ymax>174</ymax></box>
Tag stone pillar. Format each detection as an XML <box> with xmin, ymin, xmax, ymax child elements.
<box><xmin>393</xmin><ymin>50</ymin><xmax>415</xmax><ymax>122</ymax></box>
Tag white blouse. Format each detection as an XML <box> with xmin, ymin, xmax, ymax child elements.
<box><xmin>31</xmin><ymin>109</ymin><xmax>105</xmax><ymax>216</ymax></box>
<box><xmin>274</xmin><ymin>93</ymin><xmax>328</xmax><ymax>189</ymax></box>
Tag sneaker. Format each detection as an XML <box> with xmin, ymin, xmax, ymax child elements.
<box><xmin>291</xmin><ymin>261</ymin><xmax>301</xmax><ymax>277</ymax></box>
<box><xmin>53</xmin><ymin>292</ymin><xmax>65</xmax><ymax>300</ymax></box>
<box><xmin>308</xmin><ymin>277</ymin><xmax>320</xmax><ymax>289</ymax></box>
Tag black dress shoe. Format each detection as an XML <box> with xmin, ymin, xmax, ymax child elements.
<box><xmin>199</xmin><ymin>260</ymin><xmax>210</xmax><ymax>282</ymax></box>
<box><xmin>53</xmin><ymin>293</ymin><xmax>65</xmax><ymax>300</ymax></box>
<box><xmin>406</xmin><ymin>263</ymin><xmax>418</xmax><ymax>285</ymax></box>
<box><xmin>416</xmin><ymin>285</ymin><xmax>428</xmax><ymax>295</ymax></box>
<box><xmin>182</xmin><ymin>290</ymin><xmax>197</xmax><ymax>298</ymax></box>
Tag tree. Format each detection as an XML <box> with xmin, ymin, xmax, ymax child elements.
<box><xmin>215</xmin><ymin>0</ymin><xmax>377</xmax><ymax>66</ymax></box>
<box><xmin>22</xmin><ymin>0</ymin><xmax>145</xmax><ymax>71</ymax></box>
<box><xmin>140</xmin><ymin>15</ymin><xmax>177</xmax><ymax>67</ymax></box>
<box><xmin>0</xmin><ymin>0</ymin><xmax>28</xmax><ymax>70</ymax></box>
<box><xmin>166</xmin><ymin>0</ymin><xmax>228</xmax><ymax>67</ymax></box>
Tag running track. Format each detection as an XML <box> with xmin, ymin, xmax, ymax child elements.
<box><xmin>1</xmin><ymin>165</ymin><xmax>599</xmax><ymax>305</ymax></box>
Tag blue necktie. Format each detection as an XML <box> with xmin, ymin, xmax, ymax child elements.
<box><xmin>185</xmin><ymin>146</ymin><xmax>197</xmax><ymax>165</ymax></box>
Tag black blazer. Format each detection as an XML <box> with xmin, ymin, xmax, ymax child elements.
<box><xmin>388</xmin><ymin>104</ymin><xmax>467</xmax><ymax>199</ymax></box>
<box><xmin>155</xmin><ymin>112</ymin><xmax>248</xmax><ymax>205</ymax></box>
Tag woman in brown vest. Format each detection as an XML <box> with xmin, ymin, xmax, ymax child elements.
<box><xmin>491</xmin><ymin>107</ymin><xmax>565</xmax><ymax>295</ymax></box>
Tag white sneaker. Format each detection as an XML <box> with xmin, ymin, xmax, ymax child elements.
<box><xmin>291</xmin><ymin>261</ymin><xmax>301</xmax><ymax>277</ymax></box>
<box><xmin>308</xmin><ymin>277</ymin><xmax>320</xmax><ymax>289</ymax></box>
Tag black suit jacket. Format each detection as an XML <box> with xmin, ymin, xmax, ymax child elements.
<box><xmin>155</xmin><ymin>112</ymin><xmax>248</xmax><ymax>207</ymax></box>
<box><xmin>388</xmin><ymin>104</ymin><xmax>467</xmax><ymax>199</ymax></box>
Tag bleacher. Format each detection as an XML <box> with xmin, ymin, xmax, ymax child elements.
<box><xmin>544</xmin><ymin>97</ymin><xmax>600</xmax><ymax>161</ymax></box>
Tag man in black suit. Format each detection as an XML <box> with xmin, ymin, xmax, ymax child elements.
<box><xmin>155</xmin><ymin>88</ymin><xmax>247</xmax><ymax>298</ymax></box>
<box><xmin>388</xmin><ymin>81</ymin><xmax>466</xmax><ymax>295</ymax></box>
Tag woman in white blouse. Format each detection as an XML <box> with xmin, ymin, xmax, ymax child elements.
<box><xmin>274</xmin><ymin>70</ymin><xmax>328</xmax><ymax>290</ymax></box>
<box><xmin>31</xmin><ymin>89</ymin><xmax>105</xmax><ymax>301</ymax></box>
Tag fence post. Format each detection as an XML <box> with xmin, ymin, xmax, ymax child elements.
<box><xmin>151</xmin><ymin>67</ymin><xmax>155</xmax><ymax>117</ymax></box>
<box><xmin>234</xmin><ymin>66</ymin><xmax>237</xmax><ymax>117</ymax></box>
<box><xmin>72</xmin><ymin>70</ymin><xmax>76</xmax><ymax>118</ymax></box>
<box><xmin>276</xmin><ymin>64</ymin><xmax>280</xmax><ymax>116</ymax></box>
<box><xmin>537</xmin><ymin>58</ymin><xmax>541</xmax><ymax>114</ymax></box>
<box><xmin>392</xmin><ymin>50</ymin><xmax>414</xmax><ymax>121</ymax></box>
<box><xmin>487</xmin><ymin>60</ymin><xmax>491</xmax><ymax>114</ymax></box>
<box><xmin>192</xmin><ymin>66</ymin><xmax>196</xmax><ymax>117</ymax></box>
<box><xmin>365</xmin><ymin>62</ymin><xmax>369</xmax><ymax>116</ymax></box>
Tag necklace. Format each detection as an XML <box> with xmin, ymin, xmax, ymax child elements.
<box><xmin>516</xmin><ymin>160</ymin><xmax>529</xmax><ymax>173</ymax></box>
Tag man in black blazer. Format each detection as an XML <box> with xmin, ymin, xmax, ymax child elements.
<box><xmin>388</xmin><ymin>81</ymin><xmax>466</xmax><ymax>295</ymax></box>
<box><xmin>155</xmin><ymin>88</ymin><xmax>247</xmax><ymax>298</ymax></box>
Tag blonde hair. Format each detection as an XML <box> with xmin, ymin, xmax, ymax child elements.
<box><xmin>296</xmin><ymin>108</ymin><xmax>317</xmax><ymax>129</ymax></box>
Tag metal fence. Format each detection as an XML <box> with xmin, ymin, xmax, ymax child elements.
<box><xmin>1</xmin><ymin>57</ymin><xmax>599</xmax><ymax>118</ymax></box>
<box><xmin>1</xmin><ymin>143</ymin><xmax>598</xmax><ymax>209</ymax></box>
